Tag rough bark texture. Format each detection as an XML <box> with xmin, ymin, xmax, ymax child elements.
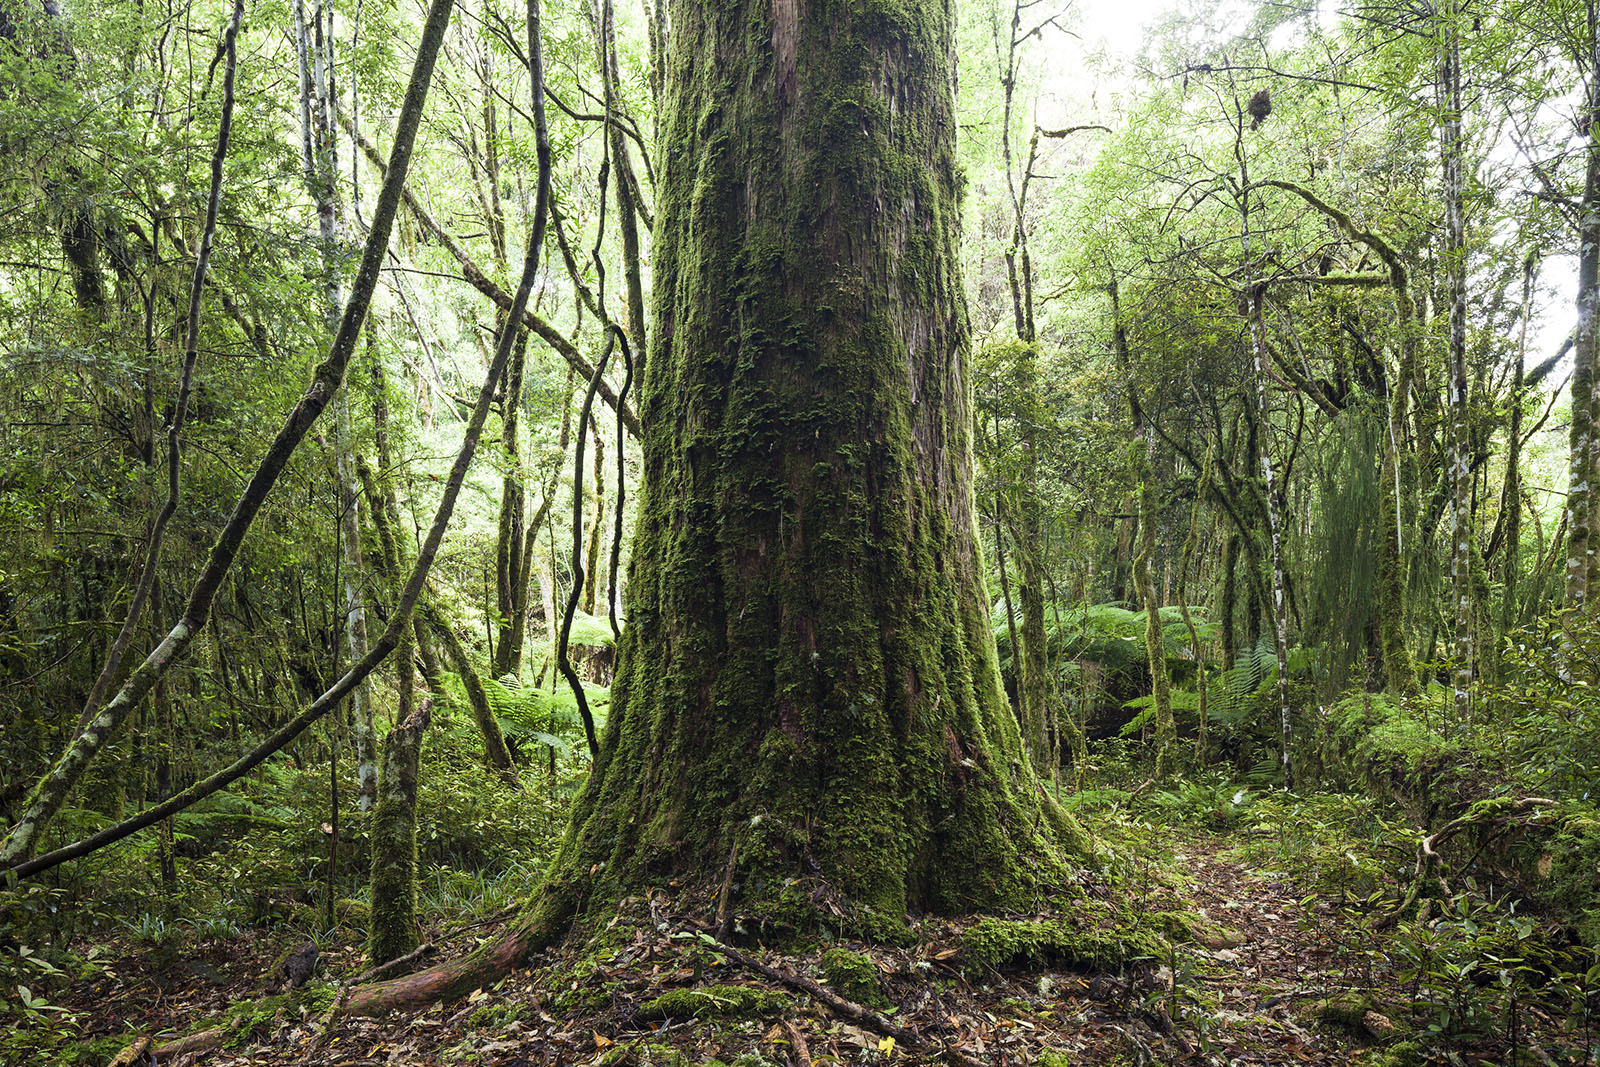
<box><xmin>539</xmin><ymin>0</ymin><xmax>1082</xmax><ymax>941</ymax></box>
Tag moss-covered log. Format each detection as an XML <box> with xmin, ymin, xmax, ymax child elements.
<box><xmin>536</xmin><ymin>0</ymin><xmax>1082</xmax><ymax>942</ymax></box>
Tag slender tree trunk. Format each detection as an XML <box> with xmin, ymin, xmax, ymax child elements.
<box><xmin>421</xmin><ymin>602</ymin><xmax>519</xmax><ymax>785</ymax></box>
<box><xmin>582</xmin><ymin>428</ymin><xmax>606</xmax><ymax>617</ymax></box>
<box><xmin>297</xmin><ymin>0</ymin><xmax>377</xmax><ymax>810</ymax></box>
<box><xmin>1134</xmin><ymin>481</ymin><xmax>1174</xmax><ymax>775</ymax></box>
<box><xmin>493</xmin><ymin>328</ymin><xmax>531</xmax><ymax>679</ymax></box>
<box><xmin>595</xmin><ymin>0</ymin><xmax>648</xmax><ymax>363</ymax></box>
<box><xmin>1013</xmin><ymin>522</ymin><xmax>1056</xmax><ymax>768</ymax></box>
<box><xmin>1177</xmin><ymin>485</ymin><xmax>1208</xmax><ymax>762</ymax></box>
<box><xmin>1236</xmin><ymin>105</ymin><xmax>1293</xmax><ymax>787</ymax></box>
<box><xmin>369</xmin><ymin>649</ymin><xmax>427</xmax><ymax>967</ymax></box>
<box><xmin>1500</xmin><ymin>256</ymin><xmax>1534</xmax><ymax>644</ymax></box>
<box><xmin>1248</xmin><ymin>289</ymin><xmax>1294</xmax><ymax>786</ymax></box>
<box><xmin>150</xmin><ymin>579</ymin><xmax>178</xmax><ymax>904</ymax></box>
<box><xmin>1441</xmin><ymin>0</ymin><xmax>1474</xmax><ymax>718</ymax></box>
<box><xmin>1221</xmin><ymin>531</ymin><xmax>1238</xmax><ymax>671</ymax></box>
<box><xmin>990</xmin><ymin>413</ymin><xmax>1022</xmax><ymax>722</ymax></box>
<box><xmin>1111</xmin><ymin>273</ymin><xmax>1172</xmax><ymax>772</ymax></box>
<box><xmin>1570</xmin><ymin>10</ymin><xmax>1600</xmax><ymax>612</ymax></box>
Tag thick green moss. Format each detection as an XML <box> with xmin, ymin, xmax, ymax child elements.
<box><xmin>217</xmin><ymin>983</ymin><xmax>338</xmax><ymax>1047</ymax></box>
<box><xmin>637</xmin><ymin>984</ymin><xmax>791</xmax><ymax>1021</ymax></box>
<box><xmin>1364</xmin><ymin>1040</ymin><xmax>1425</xmax><ymax>1067</ymax></box>
<box><xmin>1152</xmin><ymin>910</ymin><xmax>1243</xmax><ymax>949</ymax></box>
<box><xmin>1313</xmin><ymin>992</ymin><xmax>1397</xmax><ymax>1033</ymax></box>
<box><xmin>57</xmin><ymin>1035</ymin><xmax>136</xmax><ymax>1066</ymax></box>
<box><xmin>819</xmin><ymin>947</ymin><xmax>888</xmax><ymax>1008</ymax></box>
<box><xmin>602</xmin><ymin>1045</ymin><xmax>692</xmax><ymax>1067</ymax></box>
<box><xmin>960</xmin><ymin>917</ymin><xmax>1167</xmax><ymax>972</ymax></box>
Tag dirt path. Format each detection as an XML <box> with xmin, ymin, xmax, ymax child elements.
<box><xmin>1172</xmin><ymin>836</ymin><xmax>1374</xmax><ymax>1065</ymax></box>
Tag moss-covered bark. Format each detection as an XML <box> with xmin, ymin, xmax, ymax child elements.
<box><xmin>1133</xmin><ymin>479</ymin><xmax>1174</xmax><ymax>775</ymax></box>
<box><xmin>368</xmin><ymin>678</ymin><xmax>428</xmax><ymax>967</ymax></box>
<box><xmin>541</xmin><ymin>0</ymin><xmax>1082</xmax><ymax>939</ymax></box>
<box><xmin>1013</xmin><ymin>522</ymin><xmax>1054</xmax><ymax>765</ymax></box>
<box><xmin>1569</xmin><ymin>48</ymin><xmax>1600</xmax><ymax>611</ymax></box>
<box><xmin>420</xmin><ymin>601</ymin><xmax>518</xmax><ymax>785</ymax></box>
<box><xmin>493</xmin><ymin>328</ymin><xmax>531</xmax><ymax>679</ymax></box>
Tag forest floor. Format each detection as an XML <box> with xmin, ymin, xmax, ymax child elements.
<box><xmin>42</xmin><ymin>822</ymin><xmax>1586</xmax><ymax>1067</ymax></box>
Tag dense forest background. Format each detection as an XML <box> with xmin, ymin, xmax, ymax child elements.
<box><xmin>3</xmin><ymin>0</ymin><xmax>1600</xmax><ymax>1062</ymax></box>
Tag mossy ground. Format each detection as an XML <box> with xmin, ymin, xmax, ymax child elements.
<box><xmin>29</xmin><ymin>798</ymin><xmax>1600</xmax><ymax>1067</ymax></box>
<box><xmin>217</xmin><ymin>982</ymin><xmax>340</xmax><ymax>1047</ymax></box>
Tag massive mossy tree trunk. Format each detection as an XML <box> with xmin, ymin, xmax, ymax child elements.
<box><xmin>549</xmin><ymin>0</ymin><xmax>1079</xmax><ymax>937</ymax></box>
